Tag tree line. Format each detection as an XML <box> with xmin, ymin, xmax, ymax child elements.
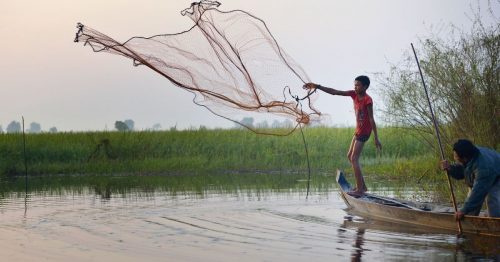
<box><xmin>0</xmin><ymin>121</ymin><xmax>57</xmax><ymax>134</ymax></box>
<box><xmin>0</xmin><ymin>119</ymin><xmax>141</xmax><ymax>133</ymax></box>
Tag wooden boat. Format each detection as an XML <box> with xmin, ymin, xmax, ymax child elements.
<box><xmin>336</xmin><ymin>170</ymin><xmax>500</xmax><ymax>237</ymax></box>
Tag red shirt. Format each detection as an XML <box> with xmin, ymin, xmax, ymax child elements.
<box><xmin>348</xmin><ymin>91</ymin><xmax>373</xmax><ymax>136</ymax></box>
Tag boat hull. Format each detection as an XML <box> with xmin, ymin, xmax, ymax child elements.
<box><xmin>336</xmin><ymin>170</ymin><xmax>500</xmax><ymax>237</ymax></box>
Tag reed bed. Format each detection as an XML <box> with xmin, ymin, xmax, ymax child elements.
<box><xmin>0</xmin><ymin>127</ymin><xmax>438</xmax><ymax>179</ymax></box>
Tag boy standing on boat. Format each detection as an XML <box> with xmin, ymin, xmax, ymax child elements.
<box><xmin>303</xmin><ymin>76</ymin><xmax>382</xmax><ymax>197</ymax></box>
<box><xmin>441</xmin><ymin>139</ymin><xmax>500</xmax><ymax>219</ymax></box>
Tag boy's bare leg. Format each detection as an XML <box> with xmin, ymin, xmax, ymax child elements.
<box><xmin>348</xmin><ymin>138</ymin><xmax>367</xmax><ymax>196</ymax></box>
<box><xmin>347</xmin><ymin>136</ymin><xmax>355</xmax><ymax>165</ymax></box>
<box><xmin>347</xmin><ymin>137</ymin><xmax>358</xmax><ymax>190</ymax></box>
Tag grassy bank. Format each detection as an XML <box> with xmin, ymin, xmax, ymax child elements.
<box><xmin>0</xmin><ymin>127</ymin><xmax>441</xmax><ymax>179</ymax></box>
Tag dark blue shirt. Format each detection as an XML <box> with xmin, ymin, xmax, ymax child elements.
<box><xmin>448</xmin><ymin>147</ymin><xmax>500</xmax><ymax>214</ymax></box>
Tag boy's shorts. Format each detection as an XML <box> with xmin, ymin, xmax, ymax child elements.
<box><xmin>355</xmin><ymin>134</ymin><xmax>370</xmax><ymax>143</ymax></box>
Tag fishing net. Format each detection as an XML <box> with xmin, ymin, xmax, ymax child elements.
<box><xmin>74</xmin><ymin>0</ymin><xmax>321</xmax><ymax>135</ymax></box>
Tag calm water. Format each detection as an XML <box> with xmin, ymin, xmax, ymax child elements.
<box><xmin>0</xmin><ymin>174</ymin><xmax>498</xmax><ymax>261</ymax></box>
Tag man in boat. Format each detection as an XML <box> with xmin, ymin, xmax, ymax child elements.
<box><xmin>441</xmin><ymin>139</ymin><xmax>500</xmax><ymax>219</ymax></box>
<box><xmin>303</xmin><ymin>76</ymin><xmax>382</xmax><ymax>197</ymax></box>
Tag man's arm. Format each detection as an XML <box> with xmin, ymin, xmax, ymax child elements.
<box><xmin>461</xmin><ymin>168</ymin><xmax>496</xmax><ymax>214</ymax></box>
<box><xmin>303</xmin><ymin>83</ymin><xmax>351</xmax><ymax>96</ymax></box>
<box><xmin>367</xmin><ymin>104</ymin><xmax>382</xmax><ymax>150</ymax></box>
<box><xmin>441</xmin><ymin>161</ymin><xmax>465</xmax><ymax>180</ymax></box>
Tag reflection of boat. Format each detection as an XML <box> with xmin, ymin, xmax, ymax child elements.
<box><xmin>342</xmin><ymin>216</ymin><xmax>453</xmax><ymax>236</ymax></box>
<box><xmin>336</xmin><ymin>170</ymin><xmax>500</xmax><ymax>237</ymax></box>
<box><xmin>342</xmin><ymin>217</ymin><xmax>500</xmax><ymax>257</ymax></box>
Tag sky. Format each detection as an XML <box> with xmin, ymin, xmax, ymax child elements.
<box><xmin>1</xmin><ymin>0</ymin><xmax>498</xmax><ymax>131</ymax></box>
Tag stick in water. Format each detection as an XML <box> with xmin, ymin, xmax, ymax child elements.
<box><xmin>22</xmin><ymin>117</ymin><xmax>29</xmax><ymax>196</ymax></box>
<box><xmin>299</xmin><ymin>124</ymin><xmax>312</xmax><ymax>199</ymax></box>
<box><xmin>410</xmin><ymin>43</ymin><xmax>463</xmax><ymax>234</ymax></box>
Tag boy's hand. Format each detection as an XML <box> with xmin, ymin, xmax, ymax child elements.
<box><xmin>374</xmin><ymin>138</ymin><xmax>382</xmax><ymax>151</ymax></box>
<box><xmin>303</xmin><ymin>83</ymin><xmax>317</xmax><ymax>90</ymax></box>
<box><xmin>441</xmin><ymin>160</ymin><xmax>450</xmax><ymax>171</ymax></box>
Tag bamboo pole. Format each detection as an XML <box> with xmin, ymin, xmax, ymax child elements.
<box><xmin>411</xmin><ymin>43</ymin><xmax>463</xmax><ymax>234</ymax></box>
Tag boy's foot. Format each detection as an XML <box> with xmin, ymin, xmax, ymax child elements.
<box><xmin>351</xmin><ymin>186</ymin><xmax>368</xmax><ymax>192</ymax></box>
<box><xmin>347</xmin><ymin>190</ymin><xmax>366</xmax><ymax>197</ymax></box>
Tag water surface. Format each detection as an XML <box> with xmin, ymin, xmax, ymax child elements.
<box><xmin>0</xmin><ymin>174</ymin><xmax>498</xmax><ymax>261</ymax></box>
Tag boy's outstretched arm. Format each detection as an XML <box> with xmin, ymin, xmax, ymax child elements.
<box><xmin>367</xmin><ymin>104</ymin><xmax>382</xmax><ymax>150</ymax></box>
<box><xmin>303</xmin><ymin>83</ymin><xmax>351</xmax><ymax>96</ymax></box>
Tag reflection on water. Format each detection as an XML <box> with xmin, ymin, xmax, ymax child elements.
<box><xmin>351</xmin><ymin>228</ymin><xmax>365</xmax><ymax>262</ymax></box>
<box><xmin>0</xmin><ymin>174</ymin><xmax>498</xmax><ymax>261</ymax></box>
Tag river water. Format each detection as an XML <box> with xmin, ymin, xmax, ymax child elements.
<box><xmin>0</xmin><ymin>174</ymin><xmax>498</xmax><ymax>261</ymax></box>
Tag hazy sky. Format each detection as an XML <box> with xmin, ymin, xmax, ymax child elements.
<box><xmin>1</xmin><ymin>0</ymin><xmax>498</xmax><ymax>131</ymax></box>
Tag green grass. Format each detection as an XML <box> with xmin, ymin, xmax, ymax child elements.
<box><xmin>0</xmin><ymin>127</ymin><xmax>440</xmax><ymax>179</ymax></box>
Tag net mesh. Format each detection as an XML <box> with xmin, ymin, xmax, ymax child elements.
<box><xmin>75</xmin><ymin>0</ymin><xmax>321</xmax><ymax>135</ymax></box>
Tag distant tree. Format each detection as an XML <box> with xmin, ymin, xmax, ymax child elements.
<box><xmin>28</xmin><ymin>122</ymin><xmax>42</xmax><ymax>133</ymax></box>
<box><xmin>152</xmin><ymin>123</ymin><xmax>162</xmax><ymax>130</ymax></box>
<box><xmin>240</xmin><ymin>117</ymin><xmax>254</xmax><ymax>128</ymax></box>
<box><xmin>49</xmin><ymin>127</ymin><xmax>58</xmax><ymax>133</ymax></box>
<box><xmin>270</xmin><ymin>119</ymin><xmax>295</xmax><ymax>128</ymax></box>
<box><xmin>256</xmin><ymin>120</ymin><xmax>269</xmax><ymax>129</ymax></box>
<box><xmin>6</xmin><ymin>121</ymin><xmax>21</xmax><ymax>133</ymax></box>
<box><xmin>281</xmin><ymin>119</ymin><xmax>294</xmax><ymax>128</ymax></box>
<box><xmin>115</xmin><ymin>121</ymin><xmax>129</xmax><ymax>131</ymax></box>
<box><xmin>308</xmin><ymin>119</ymin><xmax>323</xmax><ymax>127</ymax></box>
<box><xmin>271</xmin><ymin>120</ymin><xmax>281</xmax><ymax>128</ymax></box>
<box><xmin>0</xmin><ymin>125</ymin><xmax>3</xmax><ymax>133</ymax></box>
<box><xmin>124</xmin><ymin>119</ymin><xmax>135</xmax><ymax>130</ymax></box>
